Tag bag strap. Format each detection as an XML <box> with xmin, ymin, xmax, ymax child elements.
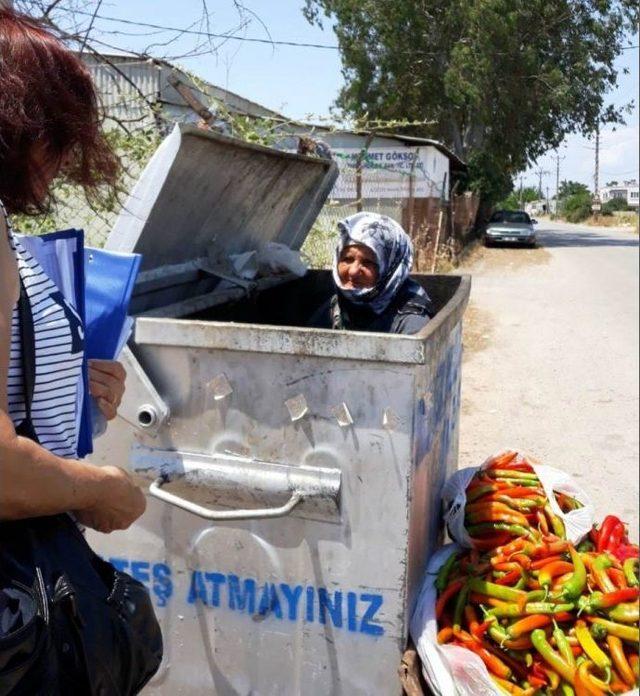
<box><xmin>15</xmin><ymin>275</ymin><xmax>40</xmax><ymax>443</ymax></box>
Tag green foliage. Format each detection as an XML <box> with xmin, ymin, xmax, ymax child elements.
<box><xmin>563</xmin><ymin>191</ymin><xmax>592</xmax><ymax>222</ymax></box>
<box><xmin>602</xmin><ymin>197</ymin><xmax>631</xmax><ymax>214</ymax></box>
<box><xmin>558</xmin><ymin>180</ymin><xmax>590</xmax><ymax>199</ymax></box>
<box><xmin>304</xmin><ymin>0</ymin><xmax>637</xmax><ymax>205</ymax></box>
<box><xmin>497</xmin><ymin>186</ymin><xmax>540</xmax><ymax>210</ymax></box>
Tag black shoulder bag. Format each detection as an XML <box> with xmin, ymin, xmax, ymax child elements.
<box><xmin>0</xmin><ymin>278</ymin><xmax>163</xmax><ymax>695</ymax></box>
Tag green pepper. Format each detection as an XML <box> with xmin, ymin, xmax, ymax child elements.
<box><xmin>526</xmin><ymin>590</ymin><xmax>547</xmax><ymax>602</ymax></box>
<box><xmin>577</xmin><ymin>539</ymin><xmax>595</xmax><ymax>553</ymax></box>
<box><xmin>453</xmin><ymin>582</ymin><xmax>470</xmax><ymax>630</ymax></box>
<box><xmin>531</xmin><ymin>628</ymin><xmax>576</xmax><ymax>685</ymax></box>
<box><xmin>467</xmin><ymin>484</ymin><xmax>499</xmax><ymax>502</ymax></box>
<box><xmin>589</xmin><ymin>617</ymin><xmax>639</xmax><ymax>643</ymax></box>
<box><xmin>493</xmin><ymin>477</ymin><xmax>540</xmax><ymax>487</ymax></box>
<box><xmin>495</xmin><ymin>495</ymin><xmax>543</xmax><ymax>510</ymax></box>
<box><xmin>559</xmin><ymin>685</ymin><xmax>575</xmax><ymax>696</ymax></box>
<box><xmin>435</xmin><ymin>552</ymin><xmax>459</xmax><ymax>592</ymax></box>
<box><xmin>553</xmin><ymin>621</ymin><xmax>576</xmax><ymax>668</ymax></box>
<box><xmin>544</xmin><ymin>504</ymin><xmax>566</xmax><ymax>538</ymax></box>
<box><xmin>592</xmin><ymin>554</ymin><xmax>616</xmax><ymax>593</ymax></box>
<box><xmin>466</xmin><ymin>522</ymin><xmax>534</xmax><ymax>539</ymax></box>
<box><xmin>467</xmin><ymin>577</ymin><xmax>527</xmax><ymax>603</ymax></box>
<box><xmin>607</xmin><ymin>601</ymin><xmax>640</xmax><ymax>624</ymax></box>
<box><xmin>487</xmin><ymin>602</ymin><xmax>575</xmax><ymax>618</ymax></box>
<box><xmin>590</xmin><ymin>622</ymin><xmax>608</xmax><ymax>640</ymax></box>
<box><xmin>487</xmin><ymin>469</ymin><xmax>540</xmax><ymax>481</ymax></box>
<box><xmin>554</xmin><ymin>545</ymin><xmax>586</xmax><ymax>602</ymax></box>
<box><xmin>623</xmin><ymin>557</ymin><xmax>639</xmax><ymax>587</ymax></box>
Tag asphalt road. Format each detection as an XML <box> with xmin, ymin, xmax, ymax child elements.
<box><xmin>458</xmin><ymin>219</ymin><xmax>639</xmax><ymax>539</ymax></box>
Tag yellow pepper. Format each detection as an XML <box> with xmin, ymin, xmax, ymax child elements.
<box><xmin>575</xmin><ymin>620</ymin><xmax>611</xmax><ymax>683</ymax></box>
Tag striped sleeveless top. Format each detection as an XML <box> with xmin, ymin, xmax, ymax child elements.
<box><xmin>1</xmin><ymin>201</ymin><xmax>84</xmax><ymax>458</ymax></box>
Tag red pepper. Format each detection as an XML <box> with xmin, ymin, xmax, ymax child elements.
<box><xmin>597</xmin><ymin>515</ymin><xmax>623</xmax><ymax>552</ymax></box>
<box><xmin>436</xmin><ymin>579</ymin><xmax>464</xmax><ymax>619</ymax></box>
<box><xmin>613</xmin><ymin>543</ymin><xmax>640</xmax><ymax>562</ymax></box>
<box><xmin>608</xmin><ymin>567</ymin><xmax>629</xmax><ymax>589</ymax></box>
<box><xmin>606</xmin><ymin>521</ymin><xmax>626</xmax><ymax>553</ymax></box>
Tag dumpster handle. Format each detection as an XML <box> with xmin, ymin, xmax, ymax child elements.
<box><xmin>149</xmin><ymin>477</ymin><xmax>304</xmax><ymax>520</ymax></box>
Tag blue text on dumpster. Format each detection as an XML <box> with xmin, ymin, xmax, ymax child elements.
<box><xmin>108</xmin><ymin>558</ymin><xmax>384</xmax><ymax>636</ymax></box>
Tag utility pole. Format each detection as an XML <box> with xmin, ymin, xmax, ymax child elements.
<box><xmin>534</xmin><ymin>167</ymin><xmax>549</xmax><ymax>199</ymax></box>
<box><xmin>546</xmin><ymin>186</ymin><xmax>550</xmax><ymax>216</ymax></box>
<box><xmin>593</xmin><ymin>123</ymin><xmax>601</xmax><ymax>221</ymax></box>
<box><xmin>552</xmin><ymin>151</ymin><xmax>566</xmax><ymax>205</ymax></box>
<box><xmin>519</xmin><ymin>176</ymin><xmax>524</xmax><ymax>209</ymax></box>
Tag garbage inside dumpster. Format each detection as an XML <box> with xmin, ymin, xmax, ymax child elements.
<box><xmin>411</xmin><ymin>451</ymin><xmax>640</xmax><ymax>696</ymax></box>
<box><xmin>88</xmin><ymin>124</ymin><xmax>471</xmax><ymax>695</ymax></box>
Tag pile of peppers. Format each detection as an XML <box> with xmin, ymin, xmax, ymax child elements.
<box><xmin>436</xmin><ymin>452</ymin><xmax>640</xmax><ymax>695</ymax></box>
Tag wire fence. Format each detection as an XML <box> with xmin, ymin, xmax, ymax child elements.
<box><xmin>301</xmin><ymin>153</ymin><xmax>480</xmax><ymax>272</ymax></box>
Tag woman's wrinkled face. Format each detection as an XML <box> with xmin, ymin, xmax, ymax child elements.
<box><xmin>337</xmin><ymin>244</ymin><xmax>379</xmax><ymax>289</ymax></box>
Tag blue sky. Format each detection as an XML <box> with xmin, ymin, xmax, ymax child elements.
<box><xmin>75</xmin><ymin>0</ymin><xmax>638</xmax><ymax>195</ymax></box>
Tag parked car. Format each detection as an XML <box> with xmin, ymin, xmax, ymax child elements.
<box><xmin>484</xmin><ymin>210</ymin><xmax>537</xmax><ymax>247</ymax></box>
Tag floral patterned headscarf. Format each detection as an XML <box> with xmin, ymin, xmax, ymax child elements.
<box><xmin>332</xmin><ymin>212</ymin><xmax>415</xmax><ymax>314</ymax></box>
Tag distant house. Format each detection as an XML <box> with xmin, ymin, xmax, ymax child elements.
<box><xmin>525</xmin><ymin>199</ymin><xmax>556</xmax><ymax>215</ymax></box>
<box><xmin>600</xmin><ymin>180</ymin><xmax>639</xmax><ymax>208</ymax></box>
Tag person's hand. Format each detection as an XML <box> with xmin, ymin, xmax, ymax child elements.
<box><xmin>88</xmin><ymin>359</ymin><xmax>126</xmax><ymax>421</ymax></box>
<box><xmin>74</xmin><ymin>465</ymin><xmax>146</xmax><ymax>533</ymax></box>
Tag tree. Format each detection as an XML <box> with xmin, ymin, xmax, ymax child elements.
<box><xmin>558</xmin><ymin>180</ymin><xmax>590</xmax><ymax>199</ymax></box>
<box><xmin>563</xmin><ymin>191</ymin><xmax>592</xmax><ymax>222</ymax></box>
<box><xmin>497</xmin><ymin>186</ymin><xmax>539</xmax><ymax>210</ymax></box>
<box><xmin>304</xmin><ymin>0</ymin><xmax>638</xmax><ymax>204</ymax></box>
<box><xmin>605</xmin><ymin>180</ymin><xmax>619</xmax><ymax>187</ymax></box>
<box><xmin>602</xmin><ymin>197</ymin><xmax>630</xmax><ymax>214</ymax></box>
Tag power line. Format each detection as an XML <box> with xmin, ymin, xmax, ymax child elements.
<box><xmin>58</xmin><ymin>10</ymin><xmax>640</xmax><ymax>54</ymax></box>
<box><xmin>70</xmin><ymin>9</ymin><xmax>341</xmax><ymax>50</ymax></box>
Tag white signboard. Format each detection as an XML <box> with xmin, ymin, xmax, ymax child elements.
<box><xmin>330</xmin><ymin>147</ymin><xmax>446</xmax><ymax>200</ymax></box>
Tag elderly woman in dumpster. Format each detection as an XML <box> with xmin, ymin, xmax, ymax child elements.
<box><xmin>309</xmin><ymin>212</ymin><xmax>433</xmax><ymax>334</ymax></box>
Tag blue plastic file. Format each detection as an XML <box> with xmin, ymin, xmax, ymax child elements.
<box><xmin>19</xmin><ymin>231</ymin><xmax>141</xmax><ymax>457</ymax></box>
<box><xmin>83</xmin><ymin>247</ymin><xmax>141</xmax><ymax>362</ymax></box>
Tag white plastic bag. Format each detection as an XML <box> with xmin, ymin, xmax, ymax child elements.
<box><xmin>256</xmin><ymin>242</ymin><xmax>307</xmax><ymax>277</ymax></box>
<box><xmin>410</xmin><ymin>545</ymin><xmax>501</xmax><ymax>696</ymax></box>
<box><xmin>443</xmin><ymin>449</ymin><xmax>595</xmax><ymax>547</ymax></box>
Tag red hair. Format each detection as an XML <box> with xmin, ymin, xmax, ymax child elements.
<box><xmin>0</xmin><ymin>9</ymin><xmax>119</xmax><ymax>214</ymax></box>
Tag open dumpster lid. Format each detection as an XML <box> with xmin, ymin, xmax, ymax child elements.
<box><xmin>106</xmin><ymin>124</ymin><xmax>338</xmax><ymax>274</ymax></box>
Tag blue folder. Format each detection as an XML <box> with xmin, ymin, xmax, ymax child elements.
<box><xmin>19</xmin><ymin>230</ymin><xmax>141</xmax><ymax>457</ymax></box>
<box><xmin>83</xmin><ymin>247</ymin><xmax>142</xmax><ymax>448</ymax></box>
<box><xmin>83</xmin><ymin>247</ymin><xmax>141</xmax><ymax>362</ymax></box>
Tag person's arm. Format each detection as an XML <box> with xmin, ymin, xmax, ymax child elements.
<box><xmin>0</xmin><ymin>409</ymin><xmax>144</xmax><ymax>531</ymax></box>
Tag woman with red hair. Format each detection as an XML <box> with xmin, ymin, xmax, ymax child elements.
<box><xmin>0</xmin><ymin>9</ymin><xmax>162</xmax><ymax>693</ymax></box>
<box><xmin>0</xmin><ymin>6</ymin><xmax>145</xmax><ymax>535</ymax></box>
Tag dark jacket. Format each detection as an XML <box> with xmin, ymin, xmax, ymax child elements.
<box><xmin>308</xmin><ymin>278</ymin><xmax>433</xmax><ymax>335</ymax></box>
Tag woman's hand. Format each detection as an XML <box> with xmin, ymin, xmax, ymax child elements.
<box><xmin>88</xmin><ymin>359</ymin><xmax>126</xmax><ymax>421</ymax></box>
<box><xmin>74</xmin><ymin>465</ymin><xmax>146</xmax><ymax>533</ymax></box>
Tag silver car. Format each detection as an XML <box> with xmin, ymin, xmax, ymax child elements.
<box><xmin>484</xmin><ymin>210</ymin><xmax>537</xmax><ymax>247</ymax></box>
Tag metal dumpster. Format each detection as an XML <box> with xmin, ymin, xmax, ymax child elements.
<box><xmin>88</xmin><ymin>124</ymin><xmax>470</xmax><ymax>695</ymax></box>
